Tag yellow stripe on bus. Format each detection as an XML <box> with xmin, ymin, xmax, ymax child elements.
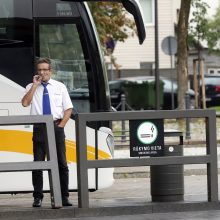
<box><xmin>0</xmin><ymin>130</ymin><xmax>111</xmax><ymax>162</ymax></box>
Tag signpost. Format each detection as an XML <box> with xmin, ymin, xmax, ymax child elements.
<box><xmin>161</xmin><ymin>36</ymin><xmax>177</xmax><ymax>109</ymax></box>
<box><xmin>129</xmin><ymin>119</ymin><xmax>164</xmax><ymax>157</ymax></box>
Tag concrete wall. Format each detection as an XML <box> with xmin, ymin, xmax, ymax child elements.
<box><xmin>108</xmin><ymin>68</ymin><xmax>178</xmax><ymax>81</ymax></box>
<box><xmin>188</xmin><ymin>49</ymin><xmax>220</xmax><ymax>76</ymax></box>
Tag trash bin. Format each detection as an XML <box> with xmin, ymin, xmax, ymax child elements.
<box><xmin>150</xmin><ymin>142</ymin><xmax>184</xmax><ymax>202</ymax></box>
<box><xmin>124</xmin><ymin>82</ymin><xmax>149</xmax><ymax>109</ymax></box>
<box><xmin>124</xmin><ymin>80</ymin><xmax>164</xmax><ymax>110</ymax></box>
<box><xmin>147</xmin><ymin>81</ymin><xmax>164</xmax><ymax>109</ymax></box>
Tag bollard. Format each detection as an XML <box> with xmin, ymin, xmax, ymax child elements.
<box><xmin>185</xmin><ymin>93</ymin><xmax>191</xmax><ymax>139</ymax></box>
<box><xmin>150</xmin><ymin>132</ymin><xmax>184</xmax><ymax>202</ymax></box>
<box><xmin>121</xmin><ymin>94</ymin><xmax>126</xmax><ymax>142</ymax></box>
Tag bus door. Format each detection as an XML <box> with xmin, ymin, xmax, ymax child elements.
<box><xmin>34</xmin><ymin>1</ymin><xmax>109</xmax><ymax>190</ymax></box>
<box><xmin>34</xmin><ymin>0</ymin><xmax>146</xmax><ymax>190</ymax></box>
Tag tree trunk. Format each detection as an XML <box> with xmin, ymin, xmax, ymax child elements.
<box><xmin>177</xmin><ymin>0</ymin><xmax>192</xmax><ymax>110</ymax></box>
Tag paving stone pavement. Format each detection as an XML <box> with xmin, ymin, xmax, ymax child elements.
<box><xmin>0</xmin><ymin>175</ymin><xmax>220</xmax><ymax>219</ymax></box>
<box><xmin>36</xmin><ymin>210</ymin><xmax>220</xmax><ymax>220</ymax></box>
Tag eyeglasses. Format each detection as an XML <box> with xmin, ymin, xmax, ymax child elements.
<box><xmin>37</xmin><ymin>69</ymin><xmax>50</xmax><ymax>72</ymax></box>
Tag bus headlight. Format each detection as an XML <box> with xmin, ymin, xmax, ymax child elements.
<box><xmin>99</xmin><ymin>127</ymin><xmax>114</xmax><ymax>157</ymax></box>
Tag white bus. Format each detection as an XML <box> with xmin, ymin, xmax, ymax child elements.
<box><xmin>0</xmin><ymin>0</ymin><xmax>145</xmax><ymax>193</ymax></box>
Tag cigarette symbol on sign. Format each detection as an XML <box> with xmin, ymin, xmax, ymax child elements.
<box><xmin>140</xmin><ymin>134</ymin><xmax>153</xmax><ymax>138</ymax></box>
<box><xmin>137</xmin><ymin>123</ymin><xmax>158</xmax><ymax>144</ymax></box>
<box><xmin>151</xmin><ymin>126</ymin><xmax>154</xmax><ymax>133</ymax></box>
<box><xmin>140</xmin><ymin>126</ymin><xmax>154</xmax><ymax>138</ymax></box>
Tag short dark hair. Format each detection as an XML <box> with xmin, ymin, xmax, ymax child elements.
<box><xmin>36</xmin><ymin>57</ymin><xmax>52</xmax><ymax>69</ymax></box>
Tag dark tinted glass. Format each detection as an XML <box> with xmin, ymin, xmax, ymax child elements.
<box><xmin>34</xmin><ymin>0</ymin><xmax>79</xmax><ymax>18</ymax></box>
<box><xmin>38</xmin><ymin>22</ymin><xmax>91</xmax><ymax>113</ymax></box>
<box><xmin>0</xmin><ymin>0</ymin><xmax>33</xmax><ymax>48</ymax></box>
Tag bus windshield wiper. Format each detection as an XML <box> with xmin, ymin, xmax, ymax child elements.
<box><xmin>0</xmin><ymin>39</ymin><xmax>24</xmax><ymax>45</ymax></box>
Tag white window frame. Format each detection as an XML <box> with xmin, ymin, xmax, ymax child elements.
<box><xmin>207</xmin><ymin>68</ymin><xmax>220</xmax><ymax>75</ymax></box>
<box><xmin>139</xmin><ymin>0</ymin><xmax>155</xmax><ymax>26</ymax></box>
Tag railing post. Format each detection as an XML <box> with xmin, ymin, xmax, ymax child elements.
<box><xmin>75</xmin><ymin>114</ymin><xmax>89</xmax><ymax>208</ymax></box>
<box><xmin>206</xmin><ymin>111</ymin><xmax>218</xmax><ymax>202</ymax></box>
<box><xmin>0</xmin><ymin>115</ymin><xmax>62</xmax><ymax>208</ymax></box>
<box><xmin>121</xmin><ymin>94</ymin><xmax>126</xmax><ymax>142</ymax></box>
<box><xmin>185</xmin><ymin>93</ymin><xmax>191</xmax><ymax>139</ymax></box>
<box><xmin>45</xmin><ymin>119</ymin><xmax>62</xmax><ymax>208</ymax></box>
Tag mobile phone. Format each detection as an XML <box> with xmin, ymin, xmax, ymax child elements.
<box><xmin>35</xmin><ymin>75</ymin><xmax>42</xmax><ymax>82</ymax></box>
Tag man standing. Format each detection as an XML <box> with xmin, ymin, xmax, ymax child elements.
<box><xmin>22</xmin><ymin>57</ymin><xmax>73</xmax><ymax>207</ymax></box>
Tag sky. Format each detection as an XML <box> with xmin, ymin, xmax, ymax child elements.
<box><xmin>202</xmin><ymin>0</ymin><xmax>219</xmax><ymax>18</ymax></box>
<box><xmin>190</xmin><ymin>0</ymin><xmax>219</xmax><ymax>20</ymax></box>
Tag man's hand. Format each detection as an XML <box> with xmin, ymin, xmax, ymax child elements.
<box><xmin>33</xmin><ymin>75</ymin><xmax>42</xmax><ymax>85</ymax></box>
<box><xmin>21</xmin><ymin>76</ymin><xmax>41</xmax><ymax>107</ymax></box>
<box><xmin>57</xmin><ymin>108</ymin><xmax>73</xmax><ymax>128</ymax></box>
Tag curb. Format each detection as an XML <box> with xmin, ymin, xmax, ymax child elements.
<box><xmin>113</xmin><ymin>168</ymin><xmax>220</xmax><ymax>179</ymax></box>
<box><xmin>115</xmin><ymin>140</ymin><xmax>220</xmax><ymax>150</ymax></box>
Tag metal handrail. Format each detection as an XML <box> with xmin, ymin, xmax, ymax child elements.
<box><xmin>75</xmin><ymin>109</ymin><xmax>218</xmax><ymax>208</ymax></box>
<box><xmin>0</xmin><ymin>115</ymin><xmax>62</xmax><ymax>208</ymax></box>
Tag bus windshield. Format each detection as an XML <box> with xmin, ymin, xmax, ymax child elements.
<box><xmin>62</xmin><ymin>0</ymin><xmax>146</xmax><ymax>44</ymax></box>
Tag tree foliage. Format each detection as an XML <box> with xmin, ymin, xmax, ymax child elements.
<box><xmin>188</xmin><ymin>0</ymin><xmax>209</xmax><ymax>48</ymax></box>
<box><xmin>205</xmin><ymin>7</ymin><xmax>220</xmax><ymax>54</ymax></box>
<box><xmin>189</xmin><ymin>0</ymin><xmax>209</xmax><ymax>41</ymax></box>
<box><xmin>188</xmin><ymin>0</ymin><xmax>220</xmax><ymax>55</ymax></box>
<box><xmin>88</xmin><ymin>2</ymin><xmax>135</xmax><ymax>52</ymax></box>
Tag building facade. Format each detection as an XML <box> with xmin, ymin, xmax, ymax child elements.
<box><xmin>109</xmin><ymin>0</ymin><xmax>220</xmax><ymax>80</ymax></box>
<box><xmin>109</xmin><ymin>0</ymin><xmax>181</xmax><ymax>80</ymax></box>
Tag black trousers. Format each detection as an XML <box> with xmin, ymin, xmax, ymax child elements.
<box><xmin>32</xmin><ymin>123</ymin><xmax>69</xmax><ymax>199</ymax></box>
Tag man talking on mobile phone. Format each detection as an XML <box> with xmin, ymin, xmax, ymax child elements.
<box><xmin>21</xmin><ymin>57</ymin><xmax>73</xmax><ymax>207</ymax></box>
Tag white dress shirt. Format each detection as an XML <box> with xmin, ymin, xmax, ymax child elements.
<box><xmin>25</xmin><ymin>78</ymin><xmax>73</xmax><ymax>120</ymax></box>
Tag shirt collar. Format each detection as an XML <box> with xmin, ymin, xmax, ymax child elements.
<box><xmin>49</xmin><ymin>78</ymin><xmax>57</xmax><ymax>85</ymax></box>
<box><xmin>42</xmin><ymin>78</ymin><xmax>55</xmax><ymax>86</ymax></box>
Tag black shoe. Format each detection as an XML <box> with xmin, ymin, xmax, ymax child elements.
<box><xmin>62</xmin><ymin>197</ymin><xmax>72</xmax><ymax>206</ymax></box>
<box><xmin>33</xmin><ymin>198</ymin><xmax>42</xmax><ymax>207</ymax></box>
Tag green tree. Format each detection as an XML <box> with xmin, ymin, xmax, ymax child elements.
<box><xmin>177</xmin><ymin>0</ymin><xmax>212</xmax><ymax>109</ymax></box>
<box><xmin>188</xmin><ymin>1</ymin><xmax>220</xmax><ymax>54</ymax></box>
<box><xmin>188</xmin><ymin>0</ymin><xmax>210</xmax><ymax>108</ymax></box>
<box><xmin>188</xmin><ymin>0</ymin><xmax>210</xmax><ymax>47</ymax></box>
<box><xmin>205</xmin><ymin>7</ymin><xmax>220</xmax><ymax>54</ymax></box>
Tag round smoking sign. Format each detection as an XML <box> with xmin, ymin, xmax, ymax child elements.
<box><xmin>137</xmin><ymin>121</ymin><xmax>158</xmax><ymax>144</ymax></box>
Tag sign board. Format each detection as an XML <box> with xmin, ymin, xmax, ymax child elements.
<box><xmin>161</xmin><ymin>36</ymin><xmax>177</xmax><ymax>56</ymax></box>
<box><xmin>129</xmin><ymin>119</ymin><xmax>164</xmax><ymax>157</ymax></box>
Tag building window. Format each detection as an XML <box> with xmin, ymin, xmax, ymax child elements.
<box><xmin>209</xmin><ymin>69</ymin><xmax>215</xmax><ymax>74</ymax></box>
<box><xmin>207</xmin><ymin>68</ymin><xmax>220</xmax><ymax>75</ymax></box>
<box><xmin>139</xmin><ymin>0</ymin><xmax>154</xmax><ymax>25</ymax></box>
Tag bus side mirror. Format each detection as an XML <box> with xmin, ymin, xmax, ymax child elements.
<box><xmin>122</xmin><ymin>0</ymin><xmax>146</xmax><ymax>44</ymax></box>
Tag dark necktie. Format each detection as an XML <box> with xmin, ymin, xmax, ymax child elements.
<box><xmin>42</xmin><ymin>83</ymin><xmax>51</xmax><ymax>115</ymax></box>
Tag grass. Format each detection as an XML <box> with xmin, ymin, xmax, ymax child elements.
<box><xmin>208</xmin><ymin>106</ymin><xmax>220</xmax><ymax>112</ymax></box>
